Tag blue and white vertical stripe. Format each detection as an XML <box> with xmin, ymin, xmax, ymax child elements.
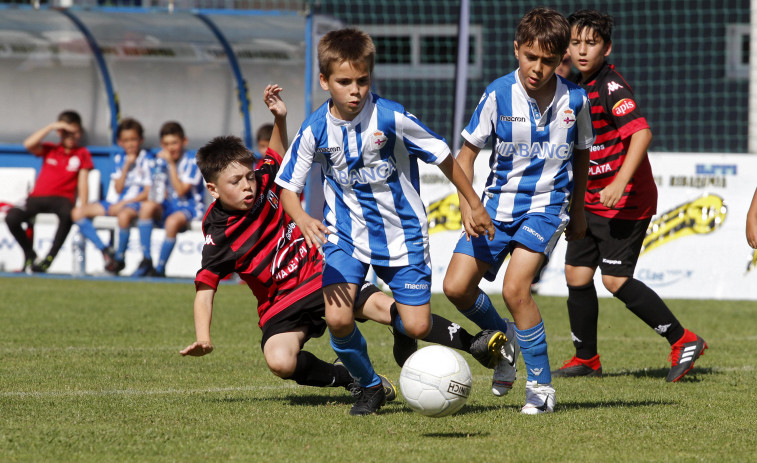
<box><xmin>461</xmin><ymin>71</ymin><xmax>594</xmax><ymax>223</ymax></box>
<box><xmin>276</xmin><ymin>93</ymin><xmax>450</xmax><ymax>267</ymax></box>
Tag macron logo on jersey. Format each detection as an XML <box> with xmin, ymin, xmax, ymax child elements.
<box><xmin>326</xmin><ymin>158</ymin><xmax>398</xmax><ymax>186</ymax></box>
<box><xmin>494</xmin><ymin>139</ymin><xmax>572</xmax><ymax>160</ymax></box>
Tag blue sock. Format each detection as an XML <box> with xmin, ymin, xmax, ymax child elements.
<box><xmin>516</xmin><ymin>320</ymin><xmax>552</xmax><ymax>384</ymax></box>
<box><xmin>115</xmin><ymin>227</ymin><xmax>130</xmax><ymax>261</ymax></box>
<box><xmin>330</xmin><ymin>325</ymin><xmax>380</xmax><ymax>388</ymax></box>
<box><xmin>137</xmin><ymin>219</ymin><xmax>153</xmax><ymax>259</ymax></box>
<box><xmin>156</xmin><ymin>238</ymin><xmax>176</xmax><ymax>272</ymax></box>
<box><xmin>76</xmin><ymin>218</ymin><xmax>105</xmax><ymax>250</ymax></box>
<box><xmin>460</xmin><ymin>290</ymin><xmax>509</xmax><ymax>333</ymax></box>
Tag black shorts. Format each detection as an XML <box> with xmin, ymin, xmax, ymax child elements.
<box><xmin>260</xmin><ymin>281</ymin><xmax>381</xmax><ymax>349</ymax></box>
<box><xmin>565</xmin><ymin>212</ymin><xmax>651</xmax><ymax>277</ymax></box>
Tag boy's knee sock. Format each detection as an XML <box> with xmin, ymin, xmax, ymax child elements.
<box><xmin>516</xmin><ymin>320</ymin><xmax>552</xmax><ymax>384</ymax></box>
<box><xmin>330</xmin><ymin>325</ymin><xmax>380</xmax><ymax>388</ymax></box>
<box><xmin>137</xmin><ymin>219</ymin><xmax>153</xmax><ymax>259</ymax></box>
<box><xmin>156</xmin><ymin>238</ymin><xmax>176</xmax><ymax>272</ymax></box>
<box><xmin>567</xmin><ymin>282</ymin><xmax>599</xmax><ymax>359</ymax></box>
<box><xmin>75</xmin><ymin>218</ymin><xmax>106</xmax><ymax>250</ymax></box>
<box><xmin>459</xmin><ymin>290</ymin><xmax>510</xmax><ymax>333</ymax></box>
<box><xmin>390</xmin><ymin>304</ymin><xmax>473</xmax><ymax>351</ymax></box>
<box><xmin>288</xmin><ymin>351</ymin><xmax>353</xmax><ymax>388</ymax></box>
<box><xmin>613</xmin><ymin>278</ymin><xmax>684</xmax><ymax>345</ymax></box>
<box><xmin>115</xmin><ymin>227</ymin><xmax>130</xmax><ymax>261</ymax></box>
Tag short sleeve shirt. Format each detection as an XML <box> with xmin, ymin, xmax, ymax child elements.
<box><xmin>462</xmin><ymin>71</ymin><xmax>595</xmax><ymax>222</ymax></box>
<box><xmin>579</xmin><ymin>62</ymin><xmax>657</xmax><ymax>220</ymax></box>
<box><xmin>107</xmin><ymin>148</ymin><xmax>151</xmax><ymax>203</ymax></box>
<box><xmin>275</xmin><ymin>93</ymin><xmax>450</xmax><ymax>267</ymax></box>
<box><xmin>30</xmin><ymin>143</ymin><xmax>94</xmax><ymax>202</ymax></box>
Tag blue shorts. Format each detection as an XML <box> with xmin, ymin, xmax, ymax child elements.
<box><xmin>159</xmin><ymin>200</ymin><xmax>195</xmax><ymax>227</ymax></box>
<box><xmin>454</xmin><ymin>213</ymin><xmax>567</xmax><ymax>282</ymax></box>
<box><xmin>322</xmin><ymin>242</ymin><xmax>432</xmax><ymax>306</ymax></box>
<box><xmin>99</xmin><ymin>200</ymin><xmax>140</xmax><ymax>215</ymax></box>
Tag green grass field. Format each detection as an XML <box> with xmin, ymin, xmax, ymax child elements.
<box><xmin>1</xmin><ymin>276</ymin><xmax>756</xmax><ymax>462</ymax></box>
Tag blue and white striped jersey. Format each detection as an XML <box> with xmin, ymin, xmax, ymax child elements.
<box><xmin>275</xmin><ymin>93</ymin><xmax>450</xmax><ymax>267</ymax></box>
<box><xmin>148</xmin><ymin>150</ymin><xmax>205</xmax><ymax>219</ymax></box>
<box><xmin>462</xmin><ymin>71</ymin><xmax>595</xmax><ymax>222</ymax></box>
<box><xmin>106</xmin><ymin>149</ymin><xmax>151</xmax><ymax>203</ymax></box>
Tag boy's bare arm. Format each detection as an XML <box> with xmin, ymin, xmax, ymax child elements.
<box><xmin>438</xmin><ymin>154</ymin><xmax>494</xmax><ymax>240</ymax></box>
<box><xmin>77</xmin><ymin>169</ymin><xmax>90</xmax><ymax>206</ymax></box>
<box><xmin>565</xmin><ymin>148</ymin><xmax>590</xmax><ymax>241</ymax></box>
<box><xmin>281</xmin><ymin>189</ymin><xmax>329</xmax><ymax>249</ymax></box>
<box><xmin>181</xmin><ymin>284</ymin><xmax>216</xmax><ymax>356</ymax></box>
<box><xmin>112</xmin><ymin>153</ymin><xmax>137</xmax><ymax>194</ymax></box>
<box><xmin>23</xmin><ymin>121</ymin><xmax>72</xmax><ymax>156</ymax></box>
<box><xmin>747</xmin><ymin>188</ymin><xmax>757</xmax><ymax>249</ymax></box>
<box><xmin>264</xmin><ymin>84</ymin><xmax>288</xmax><ymax>154</ymax></box>
<box><xmin>600</xmin><ymin>128</ymin><xmax>652</xmax><ymax>208</ymax></box>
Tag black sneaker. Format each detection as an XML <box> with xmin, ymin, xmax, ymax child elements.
<box><xmin>392</xmin><ymin>328</ymin><xmax>417</xmax><ymax>367</ymax></box>
<box><xmin>349</xmin><ymin>383</ymin><xmax>386</xmax><ymax>416</ymax></box>
<box><xmin>21</xmin><ymin>252</ymin><xmax>37</xmax><ymax>273</ymax></box>
<box><xmin>108</xmin><ymin>259</ymin><xmax>126</xmax><ymax>275</ymax></box>
<box><xmin>131</xmin><ymin>258</ymin><xmax>154</xmax><ymax>277</ymax></box>
<box><xmin>667</xmin><ymin>329</ymin><xmax>707</xmax><ymax>382</ymax></box>
<box><xmin>146</xmin><ymin>267</ymin><xmax>166</xmax><ymax>278</ymax></box>
<box><xmin>469</xmin><ymin>329</ymin><xmax>507</xmax><ymax>368</ymax></box>
<box><xmin>552</xmin><ymin>355</ymin><xmax>603</xmax><ymax>378</ymax></box>
<box><xmin>102</xmin><ymin>247</ymin><xmax>116</xmax><ymax>271</ymax></box>
<box><xmin>31</xmin><ymin>255</ymin><xmax>53</xmax><ymax>273</ymax></box>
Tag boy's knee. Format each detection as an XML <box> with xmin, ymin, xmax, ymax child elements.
<box><xmin>264</xmin><ymin>352</ymin><xmax>297</xmax><ymax>379</ymax></box>
<box><xmin>442</xmin><ymin>276</ymin><xmax>471</xmax><ymax>306</ymax></box>
<box><xmin>502</xmin><ymin>284</ymin><xmax>531</xmax><ymax>309</ymax></box>
<box><xmin>403</xmin><ymin>320</ymin><xmax>431</xmax><ymax>339</ymax></box>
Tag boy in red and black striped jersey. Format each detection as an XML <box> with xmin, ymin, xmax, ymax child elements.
<box><xmin>181</xmin><ymin>85</ymin><xmax>505</xmax><ymax>405</ymax></box>
<box><xmin>555</xmin><ymin>10</ymin><xmax>707</xmax><ymax>382</ymax></box>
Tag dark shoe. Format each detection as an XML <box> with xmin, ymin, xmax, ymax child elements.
<box><xmin>108</xmin><ymin>259</ymin><xmax>126</xmax><ymax>275</ymax></box>
<box><xmin>31</xmin><ymin>255</ymin><xmax>53</xmax><ymax>273</ymax></box>
<box><xmin>552</xmin><ymin>355</ymin><xmax>603</xmax><ymax>378</ymax></box>
<box><xmin>132</xmin><ymin>258</ymin><xmax>154</xmax><ymax>277</ymax></box>
<box><xmin>146</xmin><ymin>267</ymin><xmax>165</xmax><ymax>278</ymax></box>
<box><xmin>469</xmin><ymin>329</ymin><xmax>506</xmax><ymax>368</ymax></box>
<box><xmin>21</xmin><ymin>252</ymin><xmax>37</xmax><ymax>273</ymax></box>
<box><xmin>349</xmin><ymin>383</ymin><xmax>386</xmax><ymax>416</ymax></box>
<box><xmin>392</xmin><ymin>327</ymin><xmax>418</xmax><ymax>367</ymax></box>
<box><xmin>667</xmin><ymin>330</ymin><xmax>707</xmax><ymax>382</ymax></box>
<box><xmin>102</xmin><ymin>247</ymin><xmax>116</xmax><ymax>271</ymax></box>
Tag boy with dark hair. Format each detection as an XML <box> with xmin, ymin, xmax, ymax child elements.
<box><xmin>7</xmin><ymin>110</ymin><xmax>94</xmax><ymax>272</ymax></box>
<box><xmin>255</xmin><ymin>123</ymin><xmax>274</xmax><ymax>160</ymax></box>
<box><xmin>133</xmin><ymin>121</ymin><xmax>205</xmax><ymax>277</ymax></box>
<box><xmin>555</xmin><ymin>9</ymin><xmax>706</xmax><ymax>382</ymax></box>
<box><xmin>275</xmin><ymin>28</ymin><xmax>500</xmax><ymax>416</ymax></box>
<box><xmin>72</xmin><ymin>117</ymin><xmax>151</xmax><ymax>274</ymax></box>
<box><xmin>182</xmin><ymin>85</ymin><xmax>502</xmax><ymax>404</ymax></box>
<box><xmin>443</xmin><ymin>7</ymin><xmax>594</xmax><ymax>414</ymax></box>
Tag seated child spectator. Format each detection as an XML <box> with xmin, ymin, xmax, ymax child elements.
<box><xmin>133</xmin><ymin>121</ymin><xmax>204</xmax><ymax>277</ymax></box>
<box><xmin>6</xmin><ymin>110</ymin><xmax>93</xmax><ymax>272</ymax></box>
<box><xmin>71</xmin><ymin>117</ymin><xmax>151</xmax><ymax>274</ymax></box>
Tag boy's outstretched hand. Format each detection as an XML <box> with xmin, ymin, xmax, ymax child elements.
<box><xmin>264</xmin><ymin>84</ymin><xmax>287</xmax><ymax>118</ymax></box>
<box><xmin>180</xmin><ymin>341</ymin><xmax>214</xmax><ymax>357</ymax></box>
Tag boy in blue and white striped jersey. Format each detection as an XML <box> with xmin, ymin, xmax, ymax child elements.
<box><xmin>275</xmin><ymin>28</ymin><xmax>494</xmax><ymax>416</ymax></box>
<box><xmin>443</xmin><ymin>7</ymin><xmax>594</xmax><ymax>414</ymax></box>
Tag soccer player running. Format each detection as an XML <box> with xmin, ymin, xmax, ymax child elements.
<box><xmin>183</xmin><ymin>84</ymin><xmax>504</xmax><ymax>412</ymax></box>
<box><xmin>554</xmin><ymin>9</ymin><xmax>707</xmax><ymax>382</ymax></box>
<box><xmin>276</xmin><ymin>28</ymin><xmax>498</xmax><ymax>416</ymax></box>
<box><xmin>443</xmin><ymin>7</ymin><xmax>594</xmax><ymax>414</ymax></box>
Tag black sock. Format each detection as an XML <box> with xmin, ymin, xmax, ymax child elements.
<box><xmin>288</xmin><ymin>351</ymin><xmax>352</xmax><ymax>388</ymax></box>
<box><xmin>421</xmin><ymin>314</ymin><xmax>474</xmax><ymax>352</ymax></box>
<box><xmin>613</xmin><ymin>278</ymin><xmax>684</xmax><ymax>345</ymax></box>
<box><xmin>567</xmin><ymin>282</ymin><xmax>599</xmax><ymax>359</ymax></box>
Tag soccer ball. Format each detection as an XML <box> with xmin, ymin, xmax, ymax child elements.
<box><xmin>399</xmin><ymin>345</ymin><xmax>472</xmax><ymax>417</ymax></box>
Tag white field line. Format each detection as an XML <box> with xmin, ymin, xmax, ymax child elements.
<box><xmin>0</xmin><ymin>385</ymin><xmax>297</xmax><ymax>398</ymax></box>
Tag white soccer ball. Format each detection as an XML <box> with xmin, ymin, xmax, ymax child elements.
<box><xmin>399</xmin><ymin>345</ymin><xmax>472</xmax><ymax>417</ymax></box>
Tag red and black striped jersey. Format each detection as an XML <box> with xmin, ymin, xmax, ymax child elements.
<box><xmin>580</xmin><ymin>62</ymin><xmax>657</xmax><ymax>220</ymax></box>
<box><xmin>194</xmin><ymin>148</ymin><xmax>323</xmax><ymax>328</ymax></box>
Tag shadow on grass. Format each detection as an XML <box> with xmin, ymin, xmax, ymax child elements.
<box><xmin>422</xmin><ymin>432</ymin><xmax>491</xmax><ymax>438</ymax></box>
<box><xmin>557</xmin><ymin>399</ymin><xmax>677</xmax><ymax>411</ymax></box>
<box><xmin>602</xmin><ymin>366</ymin><xmax>713</xmax><ymax>381</ymax></box>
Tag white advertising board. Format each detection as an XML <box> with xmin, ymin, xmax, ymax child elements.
<box><xmin>418</xmin><ymin>151</ymin><xmax>757</xmax><ymax>301</ymax></box>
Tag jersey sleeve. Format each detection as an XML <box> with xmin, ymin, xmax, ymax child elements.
<box><xmin>194</xmin><ymin>220</ymin><xmax>236</xmax><ymax>291</ymax></box>
<box><xmin>574</xmin><ymin>91</ymin><xmax>596</xmax><ymax>150</ymax></box>
<box><xmin>602</xmin><ymin>80</ymin><xmax>650</xmax><ymax>140</ymax></box>
<box><xmin>460</xmin><ymin>90</ymin><xmax>497</xmax><ymax>150</ymax></box>
<box><xmin>398</xmin><ymin>111</ymin><xmax>450</xmax><ymax>165</ymax></box>
<box><xmin>178</xmin><ymin>152</ymin><xmax>203</xmax><ymax>187</ymax></box>
<box><xmin>275</xmin><ymin>127</ymin><xmax>315</xmax><ymax>194</ymax></box>
<box><xmin>78</xmin><ymin>147</ymin><xmax>94</xmax><ymax>170</ymax></box>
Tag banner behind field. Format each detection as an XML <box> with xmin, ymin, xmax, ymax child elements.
<box><xmin>420</xmin><ymin>151</ymin><xmax>757</xmax><ymax>300</ymax></box>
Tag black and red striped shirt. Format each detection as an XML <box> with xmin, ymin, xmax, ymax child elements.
<box><xmin>195</xmin><ymin>148</ymin><xmax>323</xmax><ymax>328</ymax></box>
<box><xmin>580</xmin><ymin>62</ymin><xmax>657</xmax><ymax>220</ymax></box>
